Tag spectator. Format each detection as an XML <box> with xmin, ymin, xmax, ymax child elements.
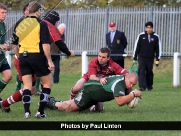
<box><xmin>133</xmin><ymin>21</ymin><xmax>162</xmax><ymax>91</ymax></box>
<box><xmin>106</xmin><ymin>22</ymin><xmax>127</xmax><ymax>68</ymax></box>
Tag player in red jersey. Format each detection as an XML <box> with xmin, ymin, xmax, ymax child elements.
<box><xmin>68</xmin><ymin>47</ymin><xmax>128</xmax><ymax>111</ymax></box>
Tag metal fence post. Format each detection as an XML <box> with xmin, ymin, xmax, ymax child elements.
<box><xmin>104</xmin><ymin>6</ymin><xmax>109</xmax><ymax>47</ymax></box>
<box><xmin>150</xmin><ymin>6</ymin><xmax>154</xmax><ymax>22</ymax></box>
<box><xmin>65</xmin><ymin>8</ymin><xmax>69</xmax><ymax>44</ymax></box>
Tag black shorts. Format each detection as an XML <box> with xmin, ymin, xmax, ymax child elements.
<box><xmin>0</xmin><ymin>63</ymin><xmax>10</xmax><ymax>72</ymax></box>
<box><xmin>19</xmin><ymin>53</ymin><xmax>50</xmax><ymax>77</ymax></box>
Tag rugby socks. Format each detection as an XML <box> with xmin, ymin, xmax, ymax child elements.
<box><xmin>35</xmin><ymin>77</ymin><xmax>40</xmax><ymax>92</ymax></box>
<box><xmin>22</xmin><ymin>89</ymin><xmax>31</xmax><ymax>113</ymax></box>
<box><xmin>15</xmin><ymin>74</ymin><xmax>21</xmax><ymax>92</ymax></box>
<box><xmin>2</xmin><ymin>89</ymin><xmax>23</xmax><ymax>108</ymax></box>
<box><xmin>0</xmin><ymin>80</ymin><xmax>7</xmax><ymax>93</ymax></box>
<box><xmin>38</xmin><ymin>88</ymin><xmax>51</xmax><ymax>114</ymax></box>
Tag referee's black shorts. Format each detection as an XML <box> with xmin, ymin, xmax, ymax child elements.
<box><xmin>19</xmin><ymin>53</ymin><xmax>51</xmax><ymax>77</ymax></box>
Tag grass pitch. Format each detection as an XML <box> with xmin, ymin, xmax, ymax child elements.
<box><xmin>0</xmin><ymin>57</ymin><xmax>181</xmax><ymax>136</ymax></box>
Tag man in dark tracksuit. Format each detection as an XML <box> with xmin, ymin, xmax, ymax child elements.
<box><xmin>133</xmin><ymin>21</ymin><xmax>162</xmax><ymax>91</ymax></box>
<box><xmin>106</xmin><ymin>22</ymin><xmax>127</xmax><ymax>68</ymax></box>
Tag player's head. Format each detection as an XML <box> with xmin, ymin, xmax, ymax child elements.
<box><xmin>44</xmin><ymin>10</ymin><xmax>60</xmax><ymax>25</ymax></box>
<box><xmin>0</xmin><ymin>3</ymin><xmax>7</xmax><ymax>22</ymax></box>
<box><xmin>23</xmin><ymin>3</ymin><xmax>29</xmax><ymax>17</ymax></box>
<box><xmin>98</xmin><ymin>47</ymin><xmax>111</xmax><ymax>66</ymax></box>
<box><xmin>28</xmin><ymin>1</ymin><xmax>42</xmax><ymax>18</ymax></box>
<box><xmin>125</xmin><ymin>72</ymin><xmax>138</xmax><ymax>90</ymax></box>
<box><xmin>145</xmin><ymin>21</ymin><xmax>153</xmax><ymax>34</ymax></box>
<box><xmin>108</xmin><ymin>22</ymin><xmax>116</xmax><ymax>32</ymax></box>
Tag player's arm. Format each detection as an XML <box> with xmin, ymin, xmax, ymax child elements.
<box><xmin>12</xmin><ymin>44</ymin><xmax>19</xmax><ymax>58</ymax></box>
<box><xmin>54</xmin><ymin>40</ymin><xmax>74</xmax><ymax>56</ymax></box>
<box><xmin>89</xmin><ymin>75</ymin><xmax>100</xmax><ymax>82</ymax></box>
<box><xmin>114</xmin><ymin>90</ymin><xmax>141</xmax><ymax>106</ymax></box>
<box><xmin>111</xmin><ymin>60</ymin><xmax>128</xmax><ymax>75</ymax></box>
<box><xmin>88</xmin><ymin>59</ymin><xmax>105</xmax><ymax>83</ymax></box>
<box><xmin>11</xmin><ymin>26</ymin><xmax>20</xmax><ymax>57</ymax></box>
<box><xmin>40</xmin><ymin>22</ymin><xmax>54</xmax><ymax>70</ymax></box>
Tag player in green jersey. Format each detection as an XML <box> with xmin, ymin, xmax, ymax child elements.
<box><xmin>0</xmin><ymin>3</ymin><xmax>12</xmax><ymax>101</ymax></box>
<box><xmin>46</xmin><ymin>72</ymin><xmax>142</xmax><ymax>112</ymax></box>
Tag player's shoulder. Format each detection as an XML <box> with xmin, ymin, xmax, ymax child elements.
<box><xmin>108</xmin><ymin>59</ymin><xmax>119</xmax><ymax>67</ymax></box>
<box><xmin>90</xmin><ymin>57</ymin><xmax>98</xmax><ymax>64</ymax></box>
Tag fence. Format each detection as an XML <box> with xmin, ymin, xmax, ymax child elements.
<box><xmin>5</xmin><ymin>6</ymin><xmax>181</xmax><ymax>55</ymax></box>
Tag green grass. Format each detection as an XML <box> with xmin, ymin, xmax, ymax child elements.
<box><xmin>0</xmin><ymin>57</ymin><xmax>181</xmax><ymax>135</ymax></box>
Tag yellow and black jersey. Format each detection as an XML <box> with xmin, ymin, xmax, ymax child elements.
<box><xmin>12</xmin><ymin>16</ymin><xmax>51</xmax><ymax>54</ymax></box>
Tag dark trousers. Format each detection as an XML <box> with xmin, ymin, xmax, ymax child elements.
<box><xmin>51</xmin><ymin>55</ymin><xmax>60</xmax><ymax>83</ymax></box>
<box><xmin>138</xmin><ymin>57</ymin><xmax>154</xmax><ymax>90</ymax></box>
<box><xmin>112</xmin><ymin>59</ymin><xmax>124</xmax><ymax>68</ymax></box>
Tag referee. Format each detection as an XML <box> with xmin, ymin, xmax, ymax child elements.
<box><xmin>133</xmin><ymin>21</ymin><xmax>162</xmax><ymax>91</ymax></box>
<box><xmin>12</xmin><ymin>1</ymin><xmax>54</xmax><ymax>118</ymax></box>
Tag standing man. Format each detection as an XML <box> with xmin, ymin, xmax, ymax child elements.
<box><xmin>106</xmin><ymin>22</ymin><xmax>127</xmax><ymax>68</ymax></box>
<box><xmin>0</xmin><ymin>3</ymin><xmax>12</xmax><ymax>99</ymax></box>
<box><xmin>133</xmin><ymin>21</ymin><xmax>162</xmax><ymax>91</ymax></box>
<box><xmin>12</xmin><ymin>1</ymin><xmax>54</xmax><ymax>118</ymax></box>
<box><xmin>50</xmin><ymin>23</ymin><xmax>66</xmax><ymax>84</ymax></box>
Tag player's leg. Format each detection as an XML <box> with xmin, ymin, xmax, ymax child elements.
<box><xmin>89</xmin><ymin>102</ymin><xmax>104</xmax><ymax>112</ymax></box>
<box><xmin>55</xmin><ymin>99</ymin><xmax>79</xmax><ymax>112</ymax></box>
<box><xmin>34</xmin><ymin>77</ymin><xmax>41</xmax><ymax>95</ymax></box>
<box><xmin>46</xmin><ymin>97</ymin><xmax>79</xmax><ymax>112</ymax></box>
<box><xmin>22</xmin><ymin>74</ymin><xmax>33</xmax><ymax>118</ymax></box>
<box><xmin>70</xmin><ymin>78</ymin><xmax>86</xmax><ymax>99</ymax></box>
<box><xmin>0</xmin><ymin>64</ymin><xmax>12</xmax><ymax>93</ymax></box>
<box><xmin>0</xmin><ymin>89</ymin><xmax>23</xmax><ymax>112</ymax></box>
<box><xmin>0</xmin><ymin>74</ymin><xmax>36</xmax><ymax>113</ymax></box>
<box><xmin>35</xmin><ymin>73</ymin><xmax>52</xmax><ymax>118</ymax></box>
<box><xmin>14</xmin><ymin>57</ymin><xmax>22</xmax><ymax>92</ymax></box>
<box><xmin>15</xmin><ymin>74</ymin><xmax>21</xmax><ymax>92</ymax></box>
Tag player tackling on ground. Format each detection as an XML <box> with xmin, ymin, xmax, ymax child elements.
<box><xmin>47</xmin><ymin>72</ymin><xmax>142</xmax><ymax>112</ymax></box>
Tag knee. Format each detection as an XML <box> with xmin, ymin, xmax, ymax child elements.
<box><xmin>4</xmin><ymin>75</ymin><xmax>12</xmax><ymax>82</ymax></box>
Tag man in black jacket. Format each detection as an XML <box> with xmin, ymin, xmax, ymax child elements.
<box><xmin>106</xmin><ymin>22</ymin><xmax>127</xmax><ymax>68</ymax></box>
<box><xmin>133</xmin><ymin>21</ymin><xmax>162</xmax><ymax>91</ymax></box>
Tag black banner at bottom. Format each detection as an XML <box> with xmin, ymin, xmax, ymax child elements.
<box><xmin>1</xmin><ymin>121</ymin><xmax>181</xmax><ymax>130</ymax></box>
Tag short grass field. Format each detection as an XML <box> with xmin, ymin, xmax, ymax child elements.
<box><xmin>0</xmin><ymin>56</ymin><xmax>181</xmax><ymax>136</ymax></box>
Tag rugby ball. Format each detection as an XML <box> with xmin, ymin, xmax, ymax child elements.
<box><xmin>127</xmin><ymin>97</ymin><xmax>140</xmax><ymax>108</ymax></box>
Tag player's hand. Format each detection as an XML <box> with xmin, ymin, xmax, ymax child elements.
<box><xmin>155</xmin><ymin>61</ymin><xmax>159</xmax><ymax>67</ymax></box>
<box><xmin>4</xmin><ymin>43</ymin><xmax>11</xmax><ymax>51</ymax></box>
<box><xmin>48</xmin><ymin>61</ymin><xmax>54</xmax><ymax>71</ymax></box>
<box><xmin>134</xmin><ymin>89</ymin><xmax>142</xmax><ymax>99</ymax></box>
<box><xmin>100</xmin><ymin>78</ymin><xmax>107</xmax><ymax>85</ymax></box>
<box><xmin>0</xmin><ymin>44</ymin><xmax>10</xmax><ymax>51</ymax></box>
<box><xmin>69</xmin><ymin>50</ymin><xmax>75</xmax><ymax>56</ymax></box>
